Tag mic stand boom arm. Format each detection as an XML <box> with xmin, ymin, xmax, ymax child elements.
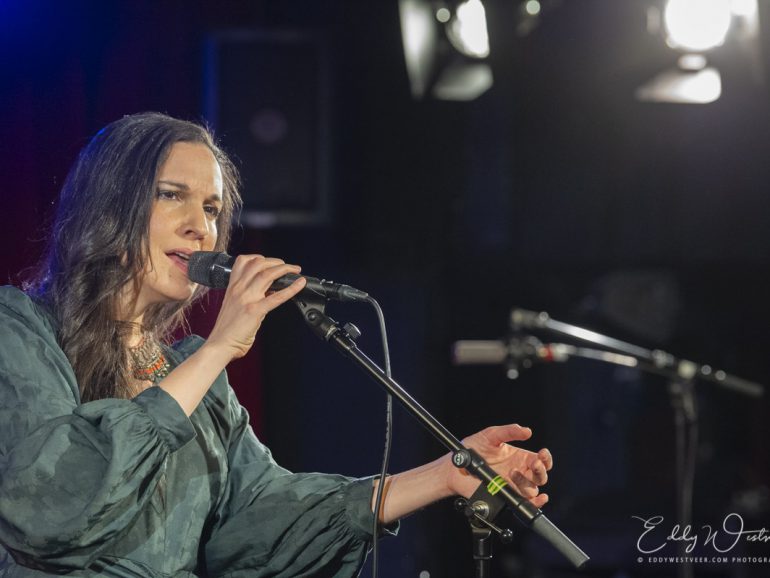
<box><xmin>294</xmin><ymin>296</ymin><xmax>589</xmax><ymax>570</ymax></box>
<box><xmin>511</xmin><ymin>308</ymin><xmax>763</xmax><ymax>398</ymax></box>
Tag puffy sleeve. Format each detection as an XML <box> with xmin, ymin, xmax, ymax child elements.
<box><xmin>0</xmin><ymin>287</ymin><xmax>196</xmax><ymax>572</ymax></box>
<box><xmin>197</xmin><ymin>345</ymin><xmax>397</xmax><ymax>578</ymax></box>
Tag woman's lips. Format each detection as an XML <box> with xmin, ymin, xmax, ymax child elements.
<box><xmin>167</xmin><ymin>253</ymin><xmax>190</xmax><ymax>276</ymax></box>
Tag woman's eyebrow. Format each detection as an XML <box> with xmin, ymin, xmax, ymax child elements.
<box><xmin>157</xmin><ymin>180</ymin><xmax>189</xmax><ymax>190</ymax></box>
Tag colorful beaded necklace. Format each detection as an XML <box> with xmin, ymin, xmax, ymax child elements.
<box><xmin>129</xmin><ymin>333</ymin><xmax>170</xmax><ymax>383</ymax></box>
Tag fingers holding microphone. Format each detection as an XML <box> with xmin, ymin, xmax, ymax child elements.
<box><xmin>229</xmin><ymin>255</ymin><xmax>305</xmax><ymax>301</ymax></box>
<box><xmin>208</xmin><ymin>254</ymin><xmax>307</xmax><ymax>360</ymax></box>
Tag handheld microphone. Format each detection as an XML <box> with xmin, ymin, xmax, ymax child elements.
<box><xmin>187</xmin><ymin>251</ymin><xmax>369</xmax><ymax>302</ymax></box>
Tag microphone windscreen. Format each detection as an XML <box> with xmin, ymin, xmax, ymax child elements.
<box><xmin>188</xmin><ymin>251</ymin><xmax>234</xmax><ymax>288</ymax></box>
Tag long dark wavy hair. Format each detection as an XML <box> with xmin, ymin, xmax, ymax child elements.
<box><xmin>28</xmin><ymin>112</ymin><xmax>241</xmax><ymax>402</ymax></box>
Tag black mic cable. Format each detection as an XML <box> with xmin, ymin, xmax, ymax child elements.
<box><xmin>368</xmin><ymin>295</ymin><xmax>393</xmax><ymax>578</ymax></box>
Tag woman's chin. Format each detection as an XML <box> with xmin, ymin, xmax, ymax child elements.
<box><xmin>154</xmin><ymin>283</ymin><xmax>197</xmax><ymax>305</ymax></box>
<box><xmin>170</xmin><ymin>285</ymin><xmax>197</xmax><ymax>303</ymax></box>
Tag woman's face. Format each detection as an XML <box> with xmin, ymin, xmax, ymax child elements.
<box><xmin>130</xmin><ymin>141</ymin><xmax>224</xmax><ymax>317</ymax></box>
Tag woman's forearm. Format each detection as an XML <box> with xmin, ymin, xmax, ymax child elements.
<box><xmin>158</xmin><ymin>341</ymin><xmax>232</xmax><ymax>416</ymax></box>
<box><xmin>371</xmin><ymin>455</ymin><xmax>455</xmax><ymax>524</ymax></box>
<box><xmin>370</xmin><ymin>424</ymin><xmax>554</xmax><ymax>524</ymax></box>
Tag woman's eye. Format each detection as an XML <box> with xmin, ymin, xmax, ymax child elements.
<box><xmin>204</xmin><ymin>205</ymin><xmax>221</xmax><ymax>218</ymax></box>
<box><xmin>157</xmin><ymin>189</ymin><xmax>180</xmax><ymax>201</ymax></box>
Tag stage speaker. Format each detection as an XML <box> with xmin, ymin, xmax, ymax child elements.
<box><xmin>204</xmin><ymin>30</ymin><xmax>331</xmax><ymax>227</ymax></box>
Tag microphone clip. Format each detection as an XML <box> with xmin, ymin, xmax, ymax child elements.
<box><xmin>293</xmin><ymin>293</ymin><xmax>338</xmax><ymax>342</ymax></box>
<box><xmin>292</xmin><ymin>292</ymin><xmax>364</xmax><ymax>346</ymax></box>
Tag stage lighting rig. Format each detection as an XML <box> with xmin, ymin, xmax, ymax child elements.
<box><xmin>399</xmin><ymin>0</ymin><xmax>493</xmax><ymax>100</ymax></box>
<box><xmin>636</xmin><ymin>0</ymin><xmax>762</xmax><ymax>104</ymax></box>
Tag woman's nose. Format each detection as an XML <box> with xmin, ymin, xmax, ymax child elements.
<box><xmin>181</xmin><ymin>207</ymin><xmax>210</xmax><ymax>240</ymax></box>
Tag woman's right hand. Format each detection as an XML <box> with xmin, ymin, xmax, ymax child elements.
<box><xmin>205</xmin><ymin>255</ymin><xmax>307</xmax><ymax>361</ymax></box>
<box><xmin>158</xmin><ymin>255</ymin><xmax>304</xmax><ymax>417</ymax></box>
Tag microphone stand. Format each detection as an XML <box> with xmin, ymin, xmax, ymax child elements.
<box><xmin>292</xmin><ymin>295</ymin><xmax>590</xmax><ymax>572</ymax></box>
<box><xmin>510</xmin><ymin>308</ymin><xmax>762</xmax><ymax>578</ymax></box>
<box><xmin>669</xmin><ymin>377</ymin><xmax>697</xmax><ymax>578</ymax></box>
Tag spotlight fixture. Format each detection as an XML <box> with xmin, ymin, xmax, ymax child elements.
<box><xmin>446</xmin><ymin>0</ymin><xmax>490</xmax><ymax>58</ymax></box>
<box><xmin>636</xmin><ymin>0</ymin><xmax>761</xmax><ymax>104</ymax></box>
<box><xmin>399</xmin><ymin>0</ymin><xmax>493</xmax><ymax>101</ymax></box>
<box><xmin>663</xmin><ymin>0</ymin><xmax>732</xmax><ymax>52</ymax></box>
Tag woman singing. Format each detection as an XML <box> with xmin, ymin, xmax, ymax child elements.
<box><xmin>0</xmin><ymin>112</ymin><xmax>553</xmax><ymax>577</ymax></box>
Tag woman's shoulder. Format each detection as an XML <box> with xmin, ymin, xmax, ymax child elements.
<box><xmin>0</xmin><ymin>285</ymin><xmax>35</xmax><ymax>311</ymax></box>
<box><xmin>0</xmin><ymin>286</ymin><xmax>57</xmax><ymax>334</ymax></box>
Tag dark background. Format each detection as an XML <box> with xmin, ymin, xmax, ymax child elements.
<box><xmin>2</xmin><ymin>1</ymin><xmax>769</xmax><ymax>576</ymax></box>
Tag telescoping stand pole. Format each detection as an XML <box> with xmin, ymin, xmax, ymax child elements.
<box><xmin>294</xmin><ymin>297</ymin><xmax>589</xmax><ymax>571</ymax></box>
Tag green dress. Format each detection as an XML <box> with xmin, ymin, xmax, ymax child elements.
<box><xmin>0</xmin><ymin>286</ymin><xmax>393</xmax><ymax>577</ymax></box>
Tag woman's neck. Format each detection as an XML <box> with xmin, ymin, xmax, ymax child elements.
<box><xmin>117</xmin><ymin>304</ymin><xmax>147</xmax><ymax>349</ymax></box>
<box><xmin>116</xmin><ymin>284</ymin><xmax>148</xmax><ymax>343</ymax></box>
<box><xmin>125</xmin><ymin>325</ymin><xmax>145</xmax><ymax>348</ymax></box>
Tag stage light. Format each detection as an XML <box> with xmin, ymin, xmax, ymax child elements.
<box><xmin>399</xmin><ymin>0</ymin><xmax>438</xmax><ymax>99</ymax></box>
<box><xmin>635</xmin><ymin>62</ymin><xmax>722</xmax><ymax>104</ymax></box>
<box><xmin>637</xmin><ymin>0</ymin><xmax>761</xmax><ymax>104</ymax></box>
<box><xmin>399</xmin><ymin>0</ymin><xmax>493</xmax><ymax>101</ymax></box>
<box><xmin>664</xmin><ymin>0</ymin><xmax>732</xmax><ymax>52</ymax></box>
<box><xmin>447</xmin><ymin>0</ymin><xmax>490</xmax><ymax>58</ymax></box>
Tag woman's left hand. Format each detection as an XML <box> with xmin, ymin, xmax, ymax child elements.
<box><xmin>444</xmin><ymin>424</ymin><xmax>553</xmax><ymax>508</ymax></box>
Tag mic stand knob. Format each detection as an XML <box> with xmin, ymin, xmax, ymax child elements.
<box><xmin>343</xmin><ymin>322</ymin><xmax>362</xmax><ymax>341</ymax></box>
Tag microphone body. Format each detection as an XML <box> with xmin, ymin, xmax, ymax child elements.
<box><xmin>188</xmin><ymin>251</ymin><xmax>369</xmax><ymax>302</ymax></box>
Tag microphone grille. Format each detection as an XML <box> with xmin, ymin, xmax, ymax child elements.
<box><xmin>188</xmin><ymin>251</ymin><xmax>233</xmax><ymax>288</ymax></box>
